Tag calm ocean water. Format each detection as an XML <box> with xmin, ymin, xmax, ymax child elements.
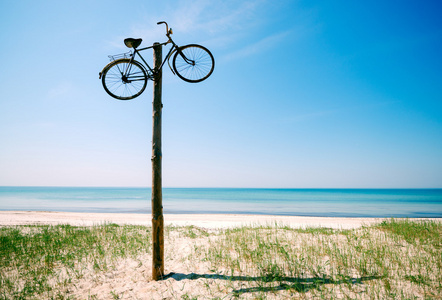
<box><xmin>0</xmin><ymin>187</ymin><xmax>441</xmax><ymax>218</ymax></box>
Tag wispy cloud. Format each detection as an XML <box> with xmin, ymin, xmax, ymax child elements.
<box><xmin>220</xmin><ymin>30</ymin><xmax>292</xmax><ymax>62</ymax></box>
<box><xmin>108</xmin><ymin>0</ymin><xmax>270</xmax><ymax>49</ymax></box>
<box><xmin>47</xmin><ymin>82</ymin><xmax>74</xmax><ymax>99</ymax></box>
<box><xmin>171</xmin><ymin>0</ymin><xmax>266</xmax><ymax>34</ymax></box>
<box><xmin>285</xmin><ymin>109</ymin><xmax>341</xmax><ymax>123</ymax></box>
<box><xmin>283</xmin><ymin>100</ymin><xmax>400</xmax><ymax>124</ymax></box>
<box><xmin>106</xmin><ymin>0</ymin><xmax>296</xmax><ymax>64</ymax></box>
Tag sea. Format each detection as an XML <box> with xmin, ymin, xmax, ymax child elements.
<box><xmin>0</xmin><ymin>187</ymin><xmax>441</xmax><ymax>218</ymax></box>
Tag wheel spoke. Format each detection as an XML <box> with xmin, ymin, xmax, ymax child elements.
<box><xmin>102</xmin><ymin>59</ymin><xmax>148</xmax><ymax>100</ymax></box>
<box><xmin>173</xmin><ymin>45</ymin><xmax>214</xmax><ymax>83</ymax></box>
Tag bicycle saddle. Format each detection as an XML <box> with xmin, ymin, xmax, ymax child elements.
<box><xmin>124</xmin><ymin>38</ymin><xmax>142</xmax><ymax>49</ymax></box>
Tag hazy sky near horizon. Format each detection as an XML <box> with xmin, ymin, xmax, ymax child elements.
<box><xmin>1</xmin><ymin>0</ymin><xmax>441</xmax><ymax>188</ymax></box>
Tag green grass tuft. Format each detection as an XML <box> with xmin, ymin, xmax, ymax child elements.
<box><xmin>0</xmin><ymin>224</ymin><xmax>151</xmax><ymax>299</ymax></box>
<box><xmin>375</xmin><ymin>218</ymin><xmax>441</xmax><ymax>247</ymax></box>
<box><xmin>0</xmin><ymin>219</ymin><xmax>440</xmax><ymax>299</ymax></box>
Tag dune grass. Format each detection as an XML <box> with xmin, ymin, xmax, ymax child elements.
<box><xmin>0</xmin><ymin>219</ymin><xmax>440</xmax><ymax>299</ymax></box>
<box><xmin>197</xmin><ymin>219</ymin><xmax>441</xmax><ymax>299</ymax></box>
<box><xmin>0</xmin><ymin>224</ymin><xmax>151</xmax><ymax>299</ymax></box>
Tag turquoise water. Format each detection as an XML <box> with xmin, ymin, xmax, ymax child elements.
<box><xmin>0</xmin><ymin>187</ymin><xmax>441</xmax><ymax>217</ymax></box>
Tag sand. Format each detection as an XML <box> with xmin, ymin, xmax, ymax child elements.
<box><xmin>2</xmin><ymin>211</ymin><xmax>441</xmax><ymax>299</ymax></box>
<box><xmin>0</xmin><ymin>210</ymin><xmax>401</xmax><ymax>229</ymax></box>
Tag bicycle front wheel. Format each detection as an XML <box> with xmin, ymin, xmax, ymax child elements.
<box><xmin>101</xmin><ymin>58</ymin><xmax>148</xmax><ymax>100</ymax></box>
<box><xmin>173</xmin><ymin>44</ymin><xmax>214</xmax><ymax>83</ymax></box>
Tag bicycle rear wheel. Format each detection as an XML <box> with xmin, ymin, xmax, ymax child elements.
<box><xmin>101</xmin><ymin>58</ymin><xmax>148</xmax><ymax>100</ymax></box>
<box><xmin>173</xmin><ymin>44</ymin><xmax>214</xmax><ymax>83</ymax></box>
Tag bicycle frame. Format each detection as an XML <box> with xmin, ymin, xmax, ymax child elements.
<box><xmin>131</xmin><ymin>41</ymin><xmax>173</xmax><ymax>75</ymax></box>
<box><xmin>128</xmin><ymin>34</ymin><xmax>192</xmax><ymax>78</ymax></box>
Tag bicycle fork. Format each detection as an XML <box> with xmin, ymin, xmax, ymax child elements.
<box><xmin>166</xmin><ymin>47</ymin><xmax>195</xmax><ymax>76</ymax></box>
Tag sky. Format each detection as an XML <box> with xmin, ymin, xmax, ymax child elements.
<box><xmin>0</xmin><ymin>0</ymin><xmax>441</xmax><ymax>188</ymax></box>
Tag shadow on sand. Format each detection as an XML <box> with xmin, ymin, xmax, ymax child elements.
<box><xmin>161</xmin><ymin>272</ymin><xmax>382</xmax><ymax>294</ymax></box>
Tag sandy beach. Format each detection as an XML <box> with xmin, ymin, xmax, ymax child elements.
<box><xmin>0</xmin><ymin>210</ymin><xmax>414</xmax><ymax>229</ymax></box>
<box><xmin>1</xmin><ymin>211</ymin><xmax>441</xmax><ymax>299</ymax></box>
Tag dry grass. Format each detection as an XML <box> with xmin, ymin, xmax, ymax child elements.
<box><xmin>0</xmin><ymin>219</ymin><xmax>440</xmax><ymax>299</ymax></box>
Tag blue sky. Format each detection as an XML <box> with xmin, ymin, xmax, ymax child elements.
<box><xmin>0</xmin><ymin>0</ymin><xmax>441</xmax><ymax>188</ymax></box>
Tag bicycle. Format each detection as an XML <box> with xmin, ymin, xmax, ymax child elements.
<box><xmin>99</xmin><ymin>21</ymin><xmax>215</xmax><ymax>100</ymax></box>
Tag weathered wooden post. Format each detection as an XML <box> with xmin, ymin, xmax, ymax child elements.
<box><xmin>98</xmin><ymin>21</ymin><xmax>214</xmax><ymax>281</ymax></box>
<box><xmin>151</xmin><ymin>42</ymin><xmax>164</xmax><ymax>280</ymax></box>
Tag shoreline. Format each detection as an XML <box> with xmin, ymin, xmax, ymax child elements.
<box><xmin>1</xmin><ymin>210</ymin><xmax>440</xmax><ymax>229</ymax></box>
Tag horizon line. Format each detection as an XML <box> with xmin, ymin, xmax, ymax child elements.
<box><xmin>1</xmin><ymin>186</ymin><xmax>441</xmax><ymax>190</ymax></box>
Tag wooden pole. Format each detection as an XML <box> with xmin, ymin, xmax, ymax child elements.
<box><xmin>151</xmin><ymin>42</ymin><xmax>164</xmax><ymax>280</ymax></box>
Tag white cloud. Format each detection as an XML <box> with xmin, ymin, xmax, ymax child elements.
<box><xmin>288</xmin><ymin>110</ymin><xmax>339</xmax><ymax>123</ymax></box>
<box><xmin>221</xmin><ymin>30</ymin><xmax>292</xmax><ymax>62</ymax></box>
<box><xmin>106</xmin><ymin>1</ymin><xmax>294</xmax><ymax>65</ymax></box>
<box><xmin>115</xmin><ymin>0</ymin><xmax>269</xmax><ymax>47</ymax></box>
<box><xmin>47</xmin><ymin>82</ymin><xmax>74</xmax><ymax>99</ymax></box>
<box><xmin>161</xmin><ymin>0</ymin><xmax>266</xmax><ymax>35</ymax></box>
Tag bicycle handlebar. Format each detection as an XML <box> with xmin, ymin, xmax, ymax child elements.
<box><xmin>157</xmin><ymin>21</ymin><xmax>171</xmax><ymax>35</ymax></box>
